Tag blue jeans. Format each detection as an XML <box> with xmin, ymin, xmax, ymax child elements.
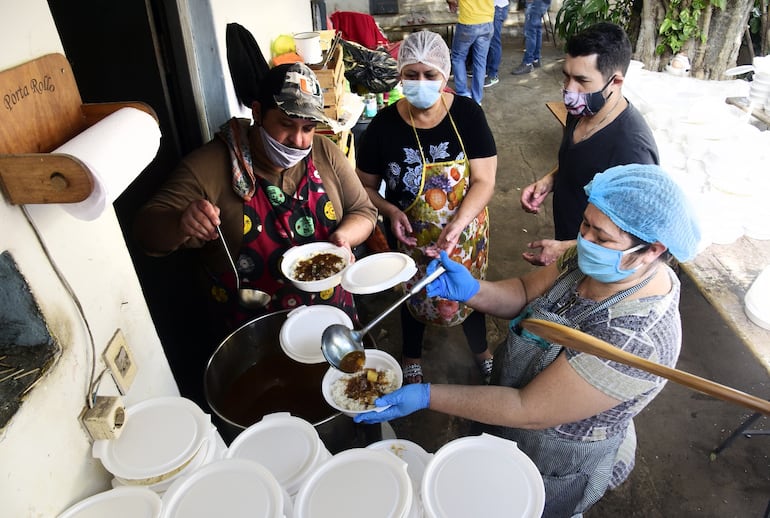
<box><xmin>451</xmin><ymin>21</ymin><xmax>494</xmax><ymax>104</ymax></box>
<box><xmin>522</xmin><ymin>0</ymin><xmax>550</xmax><ymax>65</ymax></box>
<box><xmin>486</xmin><ymin>5</ymin><xmax>509</xmax><ymax>78</ymax></box>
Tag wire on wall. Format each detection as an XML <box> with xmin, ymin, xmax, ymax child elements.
<box><xmin>20</xmin><ymin>206</ymin><xmax>102</xmax><ymax>409</ymax></box>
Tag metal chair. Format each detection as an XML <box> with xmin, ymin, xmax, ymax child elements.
<box><xmin>710</xmin><ymin>411</ymin><xmax>769</xmax><ymax>459</ymax></box>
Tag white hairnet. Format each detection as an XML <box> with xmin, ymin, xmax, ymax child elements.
<box><xmin>397</xmin><ymin>30</ymin><xmax>451</xmax><ymax>80</ymax></box>
<box><xmin>585</xmin><ymin>164</ymin><xmax>701</xmax><ymax>261</ymax></box>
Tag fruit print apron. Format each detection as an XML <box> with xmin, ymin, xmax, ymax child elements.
<box><xmin>399</xmin><ymin>103</ymin><xmax>489</xmax><ymax>327</ymax></box>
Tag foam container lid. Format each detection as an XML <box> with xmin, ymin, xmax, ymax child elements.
<box><xmin>58</xmin><ymin>487</ymin><xmax>161</xmax><ymax>518</ymax></box>
<box><xmin>160</xmin><ymin>459</ymin><xmax>286</xmax><ymax>518</ymax></box>
<box><xmin>225</xmin><ymin>412</ymin><xmax>329</xmax><ymax>495</ymax></box>
<box><xmin>342</xmin><ymin>252</ymin><xmax>417</xmax><ymax>294</ymax></box>
<box><xmin>293</xmin><ymin>448</ymin><xmax>413</xmax><ymax>518</ymax></box>
<box><xmin>366</xmin><ymin>439</ymin><xmax>432</xmax><ymax>494</ymax></box>
<box><xmin>421</xmin><ymin>433</ymin><xmax>545</xmax><ymax>518</ymax></box>
<box><xmin>279</xmin><ymin>305</ymin><xmax>353</xmax><ymax>364</ymax></box>
<box><xmin>92</xmin><ymin>397</ymin><xmax>211</xmax><ymax>481</ymax></box>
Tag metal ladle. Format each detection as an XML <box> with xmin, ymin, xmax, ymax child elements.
<box><xmin>321</xmin><ymin>265</ymin><xmax>447</xmax><ymax>372</ymax></box>
<box><xmin>216</xmin><ymin>224</ymin><xmax>271</xmax><ymax>309</ymax></box>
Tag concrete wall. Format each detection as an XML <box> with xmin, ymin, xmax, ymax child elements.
<box><xmin>1</xmin><ymin>0</ymin><xmax>335</xmax><ymax>514</ymax></box>
<box><xmin>0</xmin><ymin>2</ymin><xmax>178</xmax><ymax>516</ymax></box>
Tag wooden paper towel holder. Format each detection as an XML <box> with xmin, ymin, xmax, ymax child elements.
<box><xmin>0</xmin><ymin>53</ymin><xmax>158</xmax><ymax>205</ymax></box>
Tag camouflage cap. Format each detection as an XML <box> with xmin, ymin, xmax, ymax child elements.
<box><xmin>271</xmin><ymin>62</ymin><xmax>332</xmax><ymax>125</ymax></box>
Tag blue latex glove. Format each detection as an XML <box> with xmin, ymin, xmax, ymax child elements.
<box><xmin>425</xmin><ymin>251</ymin><xmax>480</xmax><ymax>302</ymax></box>
<box><xmin>353</xmin><ymin>384</ymin><xmax>431</xmax><ymax>424</ymax></box>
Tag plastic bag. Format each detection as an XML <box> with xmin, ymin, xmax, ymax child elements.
<box><xmin>340</xmin><ymin>39</ymin><xmax>399</xmax><ymax>94</ymax></box>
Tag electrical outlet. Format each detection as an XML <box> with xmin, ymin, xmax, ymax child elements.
<box><xmin>103</xmin><ymin>329</ymin><xmax>137</xmax><ymax>394</ymax></box>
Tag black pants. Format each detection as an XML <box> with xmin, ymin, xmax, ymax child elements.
<box><xmin>401</xmin><ymin>304</ymin><xmax>488</xmax><ymax>359</ymax></box>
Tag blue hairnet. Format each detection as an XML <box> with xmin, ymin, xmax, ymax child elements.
<box><xmin>585</xmin><ymin>164</ymin><xmax>701</xmax><ymax>261</ymax></box>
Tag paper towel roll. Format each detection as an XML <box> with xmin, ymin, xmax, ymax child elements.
<box><xmin>53</xmin><ymin>107</ymin><xmax>161</xmax><ymax>220</ymax></box>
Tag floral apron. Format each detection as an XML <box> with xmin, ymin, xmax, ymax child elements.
<box><xmin>210</xmin><ymin>121</ymin><xmax>354</xmax><ymax>329</ymax></box>
<box><xmin>399</xmin><ymin>102</ymin><xmax>489</xmax><ymax>327</ymax></box>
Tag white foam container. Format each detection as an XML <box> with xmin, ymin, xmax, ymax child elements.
<box><xmin>225</xmin><ymin>412</ymin><xmax>331</xmax><ymax>498</ymax></box>
<box><xmin>161</xmin><ymin>458</ymin><xmax>292</xmax><ymax>518</ymax></box>
<box><xmin>746</xmin><ymin>266</ymin><xmax>770</xmax><ymax>330</ymax></box>
<box><xmin>111</xmin><ymin>424</ymin><xmax>226</xmax><ymax>494</ymax></box>
<box><xmin>293</xmin><ymin>448</ymin><xmax>414</xmax><ymax>518</ymax></box>
<box><xmin>421</xmin><ymin>434</ymin><xmax>545</xmax><ymax>518</ymax></box>
<box><xmin>57</xmin><ymin>487</ymin><xmax>161</xmax><ymax>518</ymax></box>
<box><xmin>321</xmin><ymin>349</ymin><xmax>403</xmax><ymax>418</ymax></box>
<box><xmin>93</xmin><ymin>397</ymin><xmax>215</xmax><ymax>492</ymax></box>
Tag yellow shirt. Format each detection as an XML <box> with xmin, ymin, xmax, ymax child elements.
<box><xmin>458</xmin><ymin>0</ymin><xmax>494</xmax><ymax>25</ymax></box>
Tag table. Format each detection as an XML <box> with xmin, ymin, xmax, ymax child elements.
<box><xmin>682</xmin><ymin>239</ymin><xmax>770</xmax><ymax>378</ymax></box>
<box><xmin>380</xmin><ymin>21</ymin><xmax>456</xmax><ymax>46</ymax></box>
<box><xmin>725</xmin><ymin>96</ymin><xmax>770</xmax><ymax>127</ymax></box>
<box><xmin>545</xmin><ymin>101</ymin><xmax>567</xmax><ymax>127</ymax></box>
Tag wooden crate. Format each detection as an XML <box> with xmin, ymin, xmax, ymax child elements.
<box><xmin>310</xmin><ymin>44</ymin><xmax>344</xmax><ymax>90</ymax></box>
<box><xmin>321</xmin><ymin>71</ymin><xmax>346</xmax><ymax>107</ymax></box>
<box><xmin>323</xmin><ymin>105</ymin><xmax>338</xmax><ymax>120</ymax></box>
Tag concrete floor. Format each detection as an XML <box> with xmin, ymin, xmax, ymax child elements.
<box><xmin>356</xmin><ymin>36</ymin><xmax>770</xmax><ymax>517</ymax></box>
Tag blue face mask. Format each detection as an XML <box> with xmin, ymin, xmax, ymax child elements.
<box><xmin>402</xmin><ymin>79</ymin><xmax>443</xmax><ymax>109</ymax></box>
<box><xmin>576</xmin><ymin>233</ymin><xmax>645</xmax><ymax>283</ymax></box>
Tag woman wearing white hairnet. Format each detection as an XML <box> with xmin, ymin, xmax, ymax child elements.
<box><xmin>356</xmin><ymin>30</ymin><xmax>497</xmax><ymax>384</ymax></box>
<box><xmin>355</xmin><ymin>164</ymin><xmax>701</xmax><ymax>517</ymax></box>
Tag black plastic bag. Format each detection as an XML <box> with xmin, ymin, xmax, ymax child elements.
<box><xmin>340</xmin><ymin>39</ymin><xmax>399</xmax><ymax>94</ymax></box>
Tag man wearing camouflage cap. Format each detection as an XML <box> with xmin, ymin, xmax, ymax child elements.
<box><xmin>135</xmin><ymin>62</ymin><xmax>377</xmax><ymax>338</ymax></box>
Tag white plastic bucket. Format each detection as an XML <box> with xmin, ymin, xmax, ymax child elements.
<box><xmin>225</xmin><ymin>412</ymin><xmax>331</xmax><ymax>498</ymax></box>
<box><xmin>293</xmin><ymin>32</ymin><xmax>322</xmax><ymax>64</ymax></box>
<box><xmin>421</xmin><ymin>433</ymin><xmax>545</xmax><ymax>518</ymax></box>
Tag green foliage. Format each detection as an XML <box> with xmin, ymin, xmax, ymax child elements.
<box><xmin>656</xmin><ymin>0</ymin><xmax>725</xmax><ymax>55</ymax></box>
<box><xmin>555</xmin><ymin>0</ymin><xmax>727</xmax><ymax>57</ymax></box>
<box><xmin>554</xmin><ymin>0</ymin><xmax>635</xmax><ymax>43</ymax></box>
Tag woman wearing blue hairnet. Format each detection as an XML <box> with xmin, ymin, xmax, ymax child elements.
<box><xmin>355</xmin><ymin>164</ymin><xmax>701</xmax><ymax>517</ymax></box>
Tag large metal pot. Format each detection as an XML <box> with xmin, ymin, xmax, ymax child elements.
<box><xmin>204</xmin><ymin>310</ymin><xmax>381</xmax><ymax>453</ymax></box>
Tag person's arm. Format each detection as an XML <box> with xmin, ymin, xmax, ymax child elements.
<box><xmin>133</xmin><ymin>156</ymin><xmax>223</xmax><ymax>255</ymax></box>
<box><xmin>357</xmin><ymin>168</ymin><xmax>417</xmax><ymax>247</ymax></box>
<box><xmin>429</xmin><ymin>353</ymin><xmax>622</xmax><ymax>428</ymax></box>
<box><xmin>432</xmin><ymin>155</ymin><xmax>496</xmax><ymax>254</ymax></box>
<box><xmin>135</xmin><ymin>200</ymin><xmax>220</xmax><ymax>255</ymax></box>
<box><xmin>426</xmin><ymin>250</ymin><xmax>560</xmax><ymax>319</ymax></box>
<box><xmin>520</xmin><ymin>165</ymin><xmax>558</xmax><ymax>214</ymax></box>
<box><xmin>355</xmin><ymin>352</ymin><xmax>622</xmax><ymax>427</ymax></box>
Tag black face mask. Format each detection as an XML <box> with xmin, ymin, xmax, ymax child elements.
<box><xmin>563</xmin><ymin>74</ymin><xmax>616</xmax><ymax>116</ymax></box>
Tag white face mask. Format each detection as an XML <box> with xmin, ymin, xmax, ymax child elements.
<box><xmin>259</xmin><ymin>126</ymin><xmax>311</xmax><ymax>169</ymax></box>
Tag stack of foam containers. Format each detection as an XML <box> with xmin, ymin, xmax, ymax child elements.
<box><xmin>750</xmin><ymin>55</ymin><xmax>770</xmax><ymax>111</ymax></box>
<box><xmin>624</xmin><ymin>59</ymin><xmax>770</xmax><ymax>248</ymax></box>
